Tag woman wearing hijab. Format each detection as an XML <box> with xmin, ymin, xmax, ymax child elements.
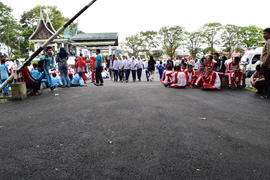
<box><xmin>56</xmin><ymin>48</ymin><xmax>70</xmax><ymax>88</ymax></box>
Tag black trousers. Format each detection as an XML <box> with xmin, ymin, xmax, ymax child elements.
<box><xmin>262</xmin><ymin>67</ymin><xmax>270</xmax><ymax>96</ymax></box>
<box><xmin>132</xmin><ymin>70</ymin><xmax>137</xmax><ymax>81</ymax></box>
<box><xmin>254</xmin><ymin>81</ymin><xmax>266</xmax><ymax>94</ymax></box>
<box><xmin>96</xmin><ymin>67</ymin><xmax>104</xmax><ymax>84</ymax></box>
<box><xmin>26</xmin><ymin>80</ymin><xmax>41</xmax><ymax>93</ymax></box>
<box><xmin>137</xmin><ymin>68</ymin><xmax>142</xmax><ymax>81</ymax></box>
<box><xmin>119</xmin><ymin>70</ymin><xmax>124</xmax><ymax>81</ymax></box>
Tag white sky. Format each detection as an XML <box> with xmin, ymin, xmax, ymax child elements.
<box><xmin>1</xmin><ymin>0</ymin><xmax>270</xmax><ymax>42</ymax></box>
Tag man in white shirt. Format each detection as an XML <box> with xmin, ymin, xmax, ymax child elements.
<box><xmin>137</xmin><ymin>57</ymin><xmax>144</xmax><ymax>82</ymax></box>
<box><xmin>131</xmin><ymin>57</ymin><xmax>138</xmax><ymax>82</ymax></box>
<box><xmin>118</xmin><ymin>57</ymin><xmax>125</xmax><ymax>82</ymax></box>
<box><xmin>113</xmin><ymin>57</ymin><xmax>120</xmax><ymax>82</ymax></box>
<box><xmin>123</xmin><ymin>56</ymin><xmax>131</xmax><ymax>83</ymax></box>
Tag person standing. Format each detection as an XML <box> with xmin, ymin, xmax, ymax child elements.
<box><xmin>113</xmin><ymin>57</ymin><xmax>120</xmax><ymax>82</ymax></box>
<box><xmin>56</xmin><ymin>48</ymin><xmax>70</xmax><ymax>88</ymax></box>
<box><xmin>157</xmin><ymin>61</ymin><xmax>166</xmax><ymax>80</ymax></box>
<box><xmin>148</xmin><ymin>56</ymin><xmax>156</xmax><ymax>81</ymax></box>
<box><xmin>109</xmin><ymin>55</ymin><xmax>114</xmax><ymax>80</ymax></box>
<box><xmin>39</xmin><ymin>46</ymin><xmax>55</xmax><ymax>91</ymax></box>
<box><xmin>137</xmin><ymin>57</ymin><xmax>143</xmax><ymax>82</ymax></box>
<box><xmin>118</xmin><ymin>57</ymin><xmax>125</xmax><ymax>82</ymax></box>
<box><xmin>143</xmin><ymin>60</ymin><xmax>150</xmax><ymax>81</ymax></box>
<box><xmin>95</xmin><ymin>49</ymin><xmax>104</xmax><ymax>86</ymax></box>
<box><xmin>130</xmin><ymin>57</ymin><xmax>138</xmax><ymax>82</ymax></box>
<box><xmin>261</xmin><ymin>28</ymin><xmax>270</xmax><ymax>99</ymax></box>
<box><xmin>75</xmin><ymin>54</ymin><xmax>87</xmax><ymax>84</ymax></box>
<box><xmin>123</xmin><ymin>56</ymin><xmax>131</xmax><ymax>83</ymax></box>
<box><xmin>0</xmin><ymin>57</ymin><xmax>10</xmax><ymax>96</ymax></box>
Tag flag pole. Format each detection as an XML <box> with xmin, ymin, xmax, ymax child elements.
<box><xmin>0</xmin><ymin>0</ymin><xmax>97</xmax><ymax>91</ymax></box>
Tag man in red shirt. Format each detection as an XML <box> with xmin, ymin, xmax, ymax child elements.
<box><xmin>225</xmin><ymin>57</ymin><xmax>243</xmax><ymax>89</ymax></box>
<box><xmin>185</xmin><ymin>65</ymin><xmax>196</xmax><ymax>87</ymax></box>
<box><xmin>21</xmin><ymin>62</ymin><xmax>41</xmax><ymax>96</ymax></box>
<box><xmin>202</xmin><ymin>66</ymin><xmax>221</xmax><ymax>90</ymax></box>
<box><xmin>194</xmin><ymin>64</ymin><xmax>206</xmax><ymax>88</ymax></box>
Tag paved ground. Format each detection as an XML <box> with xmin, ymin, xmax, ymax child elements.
<box><xmin>0</xmin><ymin>77</ymin><xmax>270</xmax><ymax>180</ymax></box>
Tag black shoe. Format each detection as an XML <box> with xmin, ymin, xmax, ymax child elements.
<box><xmin>50</xmin><ymin>86</ymin><xmax>56</xmax><ymax>91</ymax></box>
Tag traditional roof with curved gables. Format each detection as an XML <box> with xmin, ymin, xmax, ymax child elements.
<box><xmin>45</xmin><ymin>11</ymin><xmax>56</xmax><ymax>33</ymax></box>
<box><xmin>29</xmin><ymin>9</ymin><xmax>55</xmax><ymax>40</ymax></box>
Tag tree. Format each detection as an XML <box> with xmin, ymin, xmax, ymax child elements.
<box><xmin>139</xmin><ymin>30</ymin><xmax>160</xmax><ymax>54</ymax></box>
<box><xmin>240</xmin><ymin>26</ymin><xmax>264</xmax><ymax>48</ymax></box>
<box><xmin>125</xmin><ymin>34</ymin><xmax>144</xmax><ymax>57</ymax></box>
<box><xmin>200</xmin><ymin>22</ymin><xmax>222</xmax><ymax>53</ymax></box>
<box><xmin>221</xmin><ymin>24</ymin><xmax>243</xmax><ymax>57</ymax></box>
<box><xmin>0</xmin><ymin>2</ymin><xmax>21</xmax><ymax>58</ymax></box>
<box><xmin>186</xmin><ymin>32</ymin><xmax>203</xmax><ymax>59</ymax></box>
<box><xmin>19</xmin><ymin>5</ymin><xmax>77</xmax><ymax>56</ymax></box>
<box><xmin>159</xmin><ymin>26</ymin><xmax>186</xmax><ymax>59</ymax></box>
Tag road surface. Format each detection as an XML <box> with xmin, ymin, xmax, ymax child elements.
<box><xmin>0</xmin><ymin>79</ymin><xmax>270</xmax><ymax>180</ymax></box>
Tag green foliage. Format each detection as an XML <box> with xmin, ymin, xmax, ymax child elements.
<box><xmin>240</xmin><ymin>26</ymin><xmax>264</xmax><ymax>48</ymax></box>
<box><xmin>125</xmin><ymin>34</ymin><xmax>144</xmax><ymax>57</ymax></box>
<box><xmin>200</xmin><ymin>22</ymin><xmax>222</xmax><ymax>53</ymax></box>
<box><xmin>221</xmin><ymin>24</ymin><xmax>243</xmax><ymax>57</ymax></box>
<box><xmin>159</xmin><ymin>26</ymin><xmax>186</xmax><ymax>59</ymax></box>
<box><xmin>187</xmin><ymin>32</ymin><xmax>203</xmax><ymax>58</ymax></box>
<box><xmin>139</xmin><ymin>31</ymin><xmax>159</xmax><ymax>54</ymax></box>
<box><xmin>0</xmin><ymin>2</ymin><xmax>21</xmax><ymax>57</ymax></box>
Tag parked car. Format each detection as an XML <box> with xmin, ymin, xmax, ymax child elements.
<box><xmin>240</xmin><ymin>47</ymin><xmax>262</xmax><ymax>77</ymax></box>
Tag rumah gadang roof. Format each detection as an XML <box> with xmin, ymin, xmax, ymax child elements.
<box><xmin>29</xmin><ymin>10</ymin><xmax>55</xmax><ymax>40</ymax></box>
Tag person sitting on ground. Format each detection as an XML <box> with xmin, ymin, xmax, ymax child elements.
<box><xmin>225</xmin><ymin>56</ymin><xmax>243</xmax><ymax>89</ymax></box>
<box><xmin>71</xmin><ymin>72</ymin><xmax>85</xmax><ymax>87</ymax></box>
<box><xmin>251</xmin><ymin>65</ymin><xmax>266</xmax><ymax>95</ymax></box>
<box><xmin>202</xmin><ymin>66</ymin><xmax>221</xmax><ymax>90</ymax></box>
<box><xmin>21</xmin><ymin>61</ymin><xmax>42</xmax><ymax>96</ymax></box>
<box><xmin>30</xmin><ymin>63</ymin><xmax>42</xmax><ymax>80</ymax></box>
<box><xmin>170</xmin><ymin>66</ymin><xmax>187</xmax><ymax>89</ymax></box>
<box><xmin>194</xmin><ymin>64</ymin><xmax>206</xmax><ymax>88</ymax></box>
<box><xmin>51</xmin><ymin>72</ymin><xmax>62</xmax><ymax>88</ymax></box>
<box><xmin>185</xmin><ymin>65</ymin><xmax>196</xmax><ymax>87</ymax></box>
<box><xmin>181</xmin><ymin>63</ymin><xmax>187</xmax><ymax>72</ymax></box>
<box><xmin>205</xmin><ymin>55</ymin><xmax>216</xmax><ymax>69</ymax></box>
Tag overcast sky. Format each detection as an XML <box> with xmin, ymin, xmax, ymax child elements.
<box><xmin>1</xmin><ymin>0</ymin><xmax>270</xmax><ymax>42</ymax></box>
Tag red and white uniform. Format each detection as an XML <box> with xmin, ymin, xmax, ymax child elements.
<box><xmin>75</xmin><ymin>57</ymin><xmax>87</xmax><ymax>83</ymax></box>
<box><xmin>205</xmin><ymin>60</ymin><xmax>216</xmax><ymax>70</ymax></box>
<box><xmin>161</xmin><ymin>70</ymin><xmax>174</xmax><ymax>86</ymax></box>
<box><xmin>194</xmin><ymin>69</ymin><xmax>205</xmax><ymax>87</ymax></box>
<box><xmin>185</xmin><ymin>70</ymin><xmax>196</xmax><ymax>85</ymax></box>
<box><xmin>170</xmin><ymin>71</ymin><xmax>187</xmax><ymax>88</ymax></box>
<box><xmin>203</xmin><ymin>70</ymin><xmax>221</xmax><ymax>90</ymax></box>
<box><xmin>225</xmin><ymin>61</ymin><xmax>243</xmax><ymax>88</ymax></box>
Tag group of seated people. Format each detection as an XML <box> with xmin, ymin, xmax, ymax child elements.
<box><xmin>161</xmin><ymin>55</ymin><xmax>243</xmax><ymax>90</ymax></box>
<box><xmin>20</xmin><ymin>62</ymin><xmax>86</xmax><ymax>96</ymax></box>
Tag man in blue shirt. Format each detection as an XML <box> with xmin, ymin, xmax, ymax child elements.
<box><xmin>0</xmin><ymin>57</ymin><xmax>10</xmax><ymax>96</ymax></box>
<box><xmin>39</xmin><ymin>46</ymin><xmax>55</xmax><ymax>91</ymax></box>
<box><xmin>95</xmin><ymin>49</ymin><xmax>104</xmax><ymax>86</ymax></box>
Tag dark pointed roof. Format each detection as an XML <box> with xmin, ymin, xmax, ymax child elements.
<box><xmin>45</xmin><ymin>11</ymin><xmax>56</xmax><ymax>33</ymax></box>
<box><xmin>29</xmin><ymin>9</ymin><xmax>55</xmax><ymax>40</ymax></box>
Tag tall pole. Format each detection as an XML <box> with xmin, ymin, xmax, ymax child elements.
<box><xmin>0</xmin><ymin>0</ymin><xmax>97</xmax><ymax>91</ymax></box>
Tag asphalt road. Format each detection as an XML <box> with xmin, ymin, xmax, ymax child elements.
<box><xmin>0</xmin><ymin>77</ymin><xmax>270</xmax><ymax>180</ymax></box>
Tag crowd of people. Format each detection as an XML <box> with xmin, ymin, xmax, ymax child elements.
<box><xmin>160</xmin><ymin>54</ymin><xmax>243</xmax><ymax>90</ymax></box>
<box><xmin>1</xmin><ymin>28</ymin><xmax>270</xmax><ymax>99</ymax></box>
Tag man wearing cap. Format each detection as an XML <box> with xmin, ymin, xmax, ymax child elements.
<box><xmin>261</xmin><ymin>28</ymin><xmax>270</xmax><ymax>99</ymax></box>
